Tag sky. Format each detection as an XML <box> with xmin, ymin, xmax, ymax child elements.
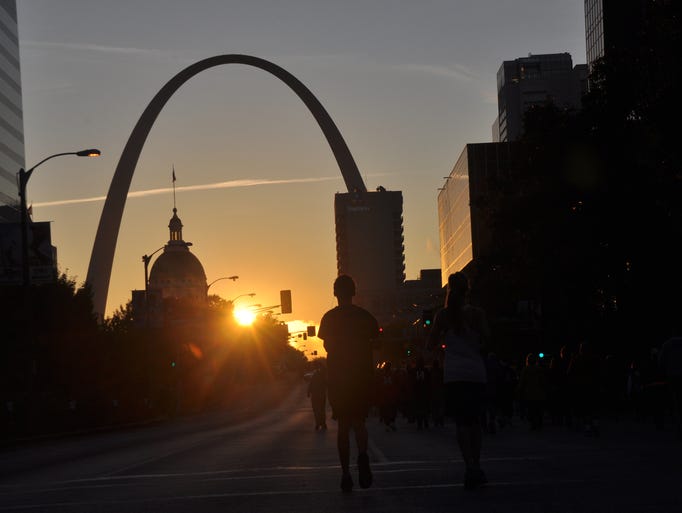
<box><xmin>17</xmin><ymin>0</ymin><xmax>587</xmax><ymax>350</ymax></box>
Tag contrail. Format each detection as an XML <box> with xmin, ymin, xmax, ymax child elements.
<box><xmin>33</xmin><ymin>176</ymin><xmax>341</xmax><ymax>208</ymax></box>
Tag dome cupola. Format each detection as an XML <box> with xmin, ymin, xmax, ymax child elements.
<box><xmin>169</xmin><ymin>207</ymin><xmax>183</xmax><ymax>243</ymax></box>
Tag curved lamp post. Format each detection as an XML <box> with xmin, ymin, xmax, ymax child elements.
<box><xmin>229</xmin><ymin>293</ymin><xmax>255</xmax><ymax>304</ymax></box>
<box><xmin>18</xmin><ymin>149</ymin><xmax>101</xmax><ymax>287</ymax></box>
<box><xmin>142</xmin><ymin>246</ymin><xmax>165</xmax><ymax>295</ymax></box>
<box><xmin>206</xmin><ymin>275</ymin><xmax>239</xmax><ymax>295</ymax></box>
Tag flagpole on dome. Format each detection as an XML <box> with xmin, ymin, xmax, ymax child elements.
<box><xmin>172</xmin><ymin>165</ymin><xmax>177</xmax><ymax>212</ymax></box>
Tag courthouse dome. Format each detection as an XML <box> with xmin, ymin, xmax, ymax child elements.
<box><xmin>148</xmin><ymin>246</ymin><xmax>206</xmax><ymax>288</ymax></box>
<box><xmin>147</xmin><ymin>207</ymin><xmax>207</xmax><ymax>301</ymax></box>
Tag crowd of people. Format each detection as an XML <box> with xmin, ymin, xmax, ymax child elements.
<box><xmin>310</xmin><ymin>341</ymin><xmax>682</xmax><ymax>439</ymax></box>
<box><xmin>312</xmin><ymin>273</ymin><xmax>681</xmax><ymax>493</ymax></box>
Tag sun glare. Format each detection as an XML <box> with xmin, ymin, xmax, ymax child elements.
<box><xmin>234</xmin><ymin>308</ymin><xmax>256</xmax><ymax>326</ymax></box>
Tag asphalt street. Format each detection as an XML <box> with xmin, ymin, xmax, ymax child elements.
<box><xmin>0</xmin><ymin>383</ymin><xmax>680</xmax><ymax>512</ymax></box>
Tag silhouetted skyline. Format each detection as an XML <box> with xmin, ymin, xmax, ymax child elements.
<box><xmin>17</xmin><ymin>1</ymin><xmax>586</xmax><ymax>323</ymax></box>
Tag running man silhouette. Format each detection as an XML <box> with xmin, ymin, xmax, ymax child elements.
<box><xmin>318</xmin><ymin>275</ymin><xmax>379</xmax><ymax>492</ymax></box>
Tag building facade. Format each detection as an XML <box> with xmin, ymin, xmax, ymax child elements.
<box><xmin>492</xmin><ymin>53</ymin><xmax>587</xmax><ymax>142</ymax></box>
<box><xmin>335</xmin><ymin>187</ymin><xmax>405</xmax><ymax>322</ymax></box>
<box><xmin>0</xmin><ymin>0</ymin><xmax>24</xmax><ymax>207</ymax></box>
<box><xmin>438</xmin><ymin>143</ymin><xmax>525</xmax><ymax>285</ymax></box>
<box><xmin>584</xmin><ymin>0</ymin><xmax>660</xmax><ymax>71</ymax></box>
<box><xmin>438</xmin><ymin>149</ymin><xmax>472</xmax><ymax>283</ymax></box>
<box><xmin>584</xmin><ymin>0</ymin><xmax>605</xmax><ymax>68</ymax></box>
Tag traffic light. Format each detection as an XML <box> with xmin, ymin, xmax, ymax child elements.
<box><xmin>280</xmin><ymin>290</ymin><xmax>292</xmax><ymax>314</ymax></box>
<box><xmin>422</xmin><ymin>309</ymin><xmax>433</xmax><ymax>328</ymax></box>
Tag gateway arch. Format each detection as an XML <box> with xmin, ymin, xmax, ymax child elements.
<box><xmin>86</xmin><ymin>54</ymin><xmax>367</xmax><ymax>318</ymax></box>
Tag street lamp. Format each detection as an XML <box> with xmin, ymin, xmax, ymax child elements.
<box><xmin>206</xmin><ymin>275</ymin><xmax>239</xmax><ymax>294</ymax></box>
<box><xmin>142</xmin><ymin>246</ymin><xmax>165</xmax><ymax>296</ymax></box>
<box><xmin>228</xmin><ymin>293</ymin><xmax>256</xmax><ymax>304</ymax></box>
<box><xmin>18</xmin><ymin>149</ymin><xmax>101</xmax><ymax>287</ymax></box>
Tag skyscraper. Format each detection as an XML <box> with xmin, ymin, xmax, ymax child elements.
<box><xmin>0</xmin><ymin>0</ymin><xmax>24</xmax><ymax>207</ymax></box>
<box><xmin>438</xmin><ymin>142</ymin><xmax>525</xmax><ymax>284</ymax></box>
<box><xmin>585</xmin><ymin>0</ymin><xmax>657</xmax><ymax>71</ymax></box>
<box><xmin>492</xmin><ymin>53</ymin><xmax>587</xmax><ymax>142</ymax></box>
<box><xmin>584</xmin><ymin>0</ymin><xmax>605</xmax><ymax>68</ymax></box>
<box><xmin>335</xmin><ymin>187</ymin><xmax>405</xmax><ymax>323</ymax></box>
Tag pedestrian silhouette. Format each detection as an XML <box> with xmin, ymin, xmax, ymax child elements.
<box><xmin>318</xmin><ymin>275</ymin><xmax>379</xmax><ymax>492</ymax></box>
<box><xmin>410</xmin><ymin>355</ymin><xmax>431</xmax><ymax>430</ymax></box>
<box><xmin>567</xmin><ymin>341</ymin><xmax>601</xmax><ymax>436</ymax></box>
<box><xmin>307</xmin><ymin>361</ymin><xmax>328</xmax><ymax>431</ymax></box>
<box><xmin>518</xmin><ymin>353</ymin><xmax>547</xmax><ymax>430</ymax></box>
<box><xmin>378</xmin><ymin>362</ymin><xmax>399</xmax><ymax>431</ymax></box>
<box><xmin>427</xmin><ymin>272</ymin><xmax>489</xmax><ymax>490</ymax></box>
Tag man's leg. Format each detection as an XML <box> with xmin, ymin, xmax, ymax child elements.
<box><xmin>337</xmin><ymin>417</ymin><xmax>353</xmax><ymax>491</ymax></box>
<box><xmin>352</xmin><ymin>417</ymin><xmax>368</xmax><ymax>454</ymax></box>
<box><xmin>337</xmin><ymin>417</ymin><xmax>351</xmax><ymax>472</ymax></box>
<box><xmin>456</xmin><ymin>424</ymin><xmax>474</xmax><ymax>469</ymax></box>
<box><xmin>352</xmin><ymin>417</ymin><xmax>372</xmax><ymax>488</ymax></box>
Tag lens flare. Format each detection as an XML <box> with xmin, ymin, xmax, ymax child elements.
<box><xmin>234</xmin><ymin>308</ymin><xmax>256</xmax><ymax>326</ymax></box>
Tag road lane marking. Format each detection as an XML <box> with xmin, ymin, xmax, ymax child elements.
<box><xmin>0</xmin><ymin>455</ymin><xmax>549</xmax><ymax>491</ymax></box>
<box><xmin>0</xmin><ymin>476</ymin><xmax>643</xmax><ymax>511</ymax></box>
<box><xmin>6</xmin><ymin>471</ymin><xmax>682</xmax><ymax>511</ymax></box>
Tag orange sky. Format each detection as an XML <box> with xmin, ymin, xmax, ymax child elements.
<box><xmin>17</xmin><ymin>1</ymin><xmax>586</xmax><ymax>331</ymax></box>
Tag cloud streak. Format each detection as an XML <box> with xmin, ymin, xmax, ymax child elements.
<box><xmin>21</xmin><ymin>40</ymin><xmax>195</xmax><ymax>65</ymax></box>
<box><xmin>393</xmin><ymin>63</ymin><xmax>481</xmax><ymax>82</ymax></box>
<box><xmin>23</xmin><ymin>40</ymin><xmax>167</xmax><ymax>57</ymax></box>
<box><xmin>21</xmin><ymin>41</ymin><xmax>165</xmax><ymax>55</ymax></box>
<box><xmin>33</xmin><ymin>176</ymin><xmax>342</xmax><ymax>208</ymax></box>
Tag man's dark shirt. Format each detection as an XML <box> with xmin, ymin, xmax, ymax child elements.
<box><xmin>318</xmin><ymin>304</ymin><xmax>378</xmax><ymax>418</ymax></box>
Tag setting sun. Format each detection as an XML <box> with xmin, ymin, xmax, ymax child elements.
<box><xmin>233</xmin><ymin>308</ymin><xmax>256</xmax><ymax>326</ymax></box>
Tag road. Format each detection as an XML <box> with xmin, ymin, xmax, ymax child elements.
<box><xmin>0</xmin><ymin>383</ymin><xmax>680</xmax><ymax>512</ymax></box>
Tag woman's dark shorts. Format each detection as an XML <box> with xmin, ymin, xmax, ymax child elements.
<box><xmin>445</xmin><ymin>381</ymin><xmax>485</xmax><ymax>426</ymax></box>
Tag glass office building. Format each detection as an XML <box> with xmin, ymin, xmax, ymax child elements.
<box><xmin>585</xmin><ymin>0</ymin><xmax>605</xmax><ymax>68</ymax></box>
<box><xmin>585</xmin><ymin>0</ymin><xmax>661</xmax><ymax>71</ymax></box>
<box><xmin>438</xmin><ymin>143</ymin><xmax>524</xmax><ymax>286</ymax></box>
<box><xmin>438</xmin><ymin>148</ymin><xmax>472</xmax><ymax>283</ymax></box>
<box><xmin>0</xmin><ymin>0</ymin><xmax>24</xmax><ymax>207</ymax></box>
